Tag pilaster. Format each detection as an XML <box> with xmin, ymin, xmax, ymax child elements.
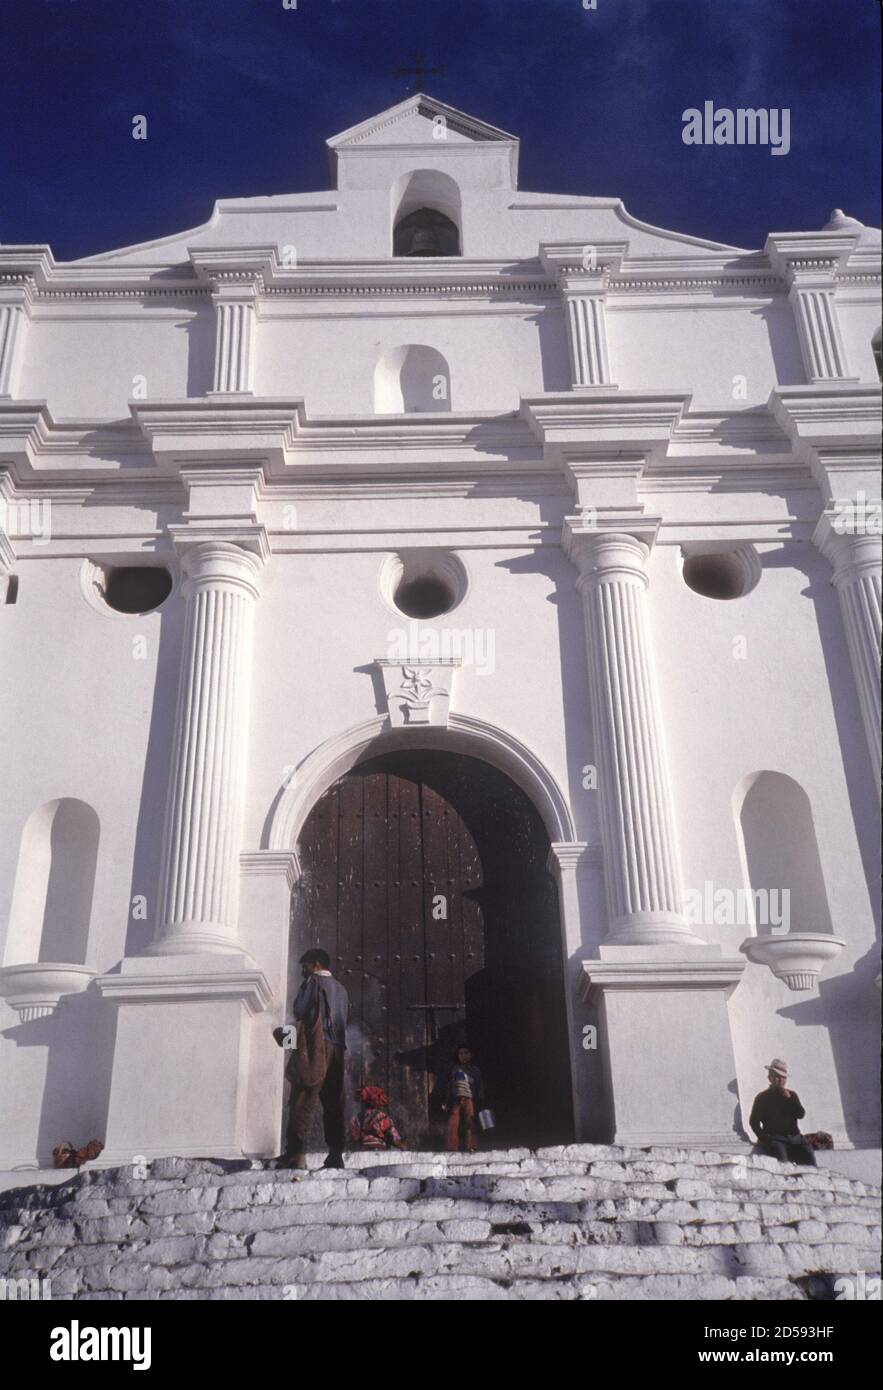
<box><xmin>765</xmin><ymin>222</ymin><xmax>862</xmax><ymax>383</ymax></box>
<box><xmin>0</xmin><ymin>282</ymin><xmax>35</xmax><ymax>398</ymax></box>
<box><xmin>540</xmin><ymin>243</ymin><xmax>626</xmax><ymax>390</ymax></box>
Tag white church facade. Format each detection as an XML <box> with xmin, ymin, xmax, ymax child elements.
<box><xmin>0</xmin><ymin>95</ymin><xmax>880</xmax><ymax>1169</ymax></box>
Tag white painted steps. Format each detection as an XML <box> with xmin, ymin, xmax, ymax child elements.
<box><xmin>1</xmin><ymin>1145</ymin><xmax>879</xmax><ymax>1301</ymax></box>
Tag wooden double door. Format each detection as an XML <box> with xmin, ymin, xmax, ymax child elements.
<box><xmin>290</xmin><ymin>749</ymin><xmax>573</xmax><ymax>1148</ymax></box>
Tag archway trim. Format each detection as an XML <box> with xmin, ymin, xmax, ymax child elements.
<box><xmin>264</xmin><ymin>712</ymin><xmax>578</xmax><ymax>851</ymax></box>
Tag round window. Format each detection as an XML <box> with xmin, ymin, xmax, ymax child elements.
<box><xmin>380</xmin><ymin>551</ymin><xmax>467</xmax><ymax>619</ymax></box>
<box><xmin>102</xmin><ymin>566</ymin><xmax>172</xmax><ymax>614</ymax></box>
<box><xmin>681</xmin><ymin>546</ymin><xmax>760</xmax><ymax>600</ymax></box>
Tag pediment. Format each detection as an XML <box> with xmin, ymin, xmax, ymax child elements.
<box><xmin>328</xmin><ymin>95</ymin><xmax>517</xmax><ymax>149</ymax></box>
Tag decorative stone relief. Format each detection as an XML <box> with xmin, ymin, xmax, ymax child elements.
<box><xmin>374</xmin><ymin>658</ymin><xmax>460</xmax><ymax>727</ymax></box>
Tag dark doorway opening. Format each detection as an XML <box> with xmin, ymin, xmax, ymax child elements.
<box><xmin>289</xmin><ymin>748</ymin><xmax>574</xmax><ymax>1150</ymax></box>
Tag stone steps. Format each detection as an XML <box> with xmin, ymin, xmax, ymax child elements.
<box><xmin>1</xmin><ymin>1146</ymin><xmax>879</xmax><ymax>1301</ymax></box>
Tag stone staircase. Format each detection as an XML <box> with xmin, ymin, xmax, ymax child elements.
<box><xmin>1</xmin><ymin>1146</ymin><xmax>879</xmax><ymax>1301</ymax></box>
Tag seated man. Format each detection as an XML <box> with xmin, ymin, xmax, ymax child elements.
<box><xmin>748</xmin><ymin>1058</ymin><xmax>817</xmax><ymax>1167</ymax></box>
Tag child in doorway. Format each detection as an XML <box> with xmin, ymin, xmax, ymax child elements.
<box><xmin>349</xmin><ymin>1085</ymin><xmax>408</xmax><ymax>1152</ymax></box>
<box><xmin>442</xmin><ymin>1045</ymin><xmax>485</xmax><ymax>1153</ymax></box>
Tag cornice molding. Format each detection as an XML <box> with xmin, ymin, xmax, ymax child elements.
<box><xmin>769</xmin><ymin>384</ymin><xmax>883</xmax><ymax>443</ymax></box>
<box><xmin>3</xmin><ymin>241</ymin><xmax>877</xmax><ymax>307</ymax></box>
<box><xmin>240</xmin><ymin>849</ymin><xmax>301</xmax><ymax>890</ymax></box>
<box><xmin>0</xmin><ymin>395</ymin><xmax>826</xmax><ymax>487</ymax></box>
<box><xmin>327</xmin><ymin>93</ymin><xmax>518</xmax><ymax>150</ymax></box>
<box><xmin>95</xmin><ymin>963</ymin><xmax>273</xmax><ymax>1014</ymax></box>
<box><xmin>522</xmin><ymin>391</ymin><xmax>690</xmax><ymax>467</ymax></box>
<box><xmin>579</xmin><ymin>958</ymin><xmax>745</xmax><ymax>1002</ymax></box>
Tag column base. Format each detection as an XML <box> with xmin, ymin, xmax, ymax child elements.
<box><xmin>146</xmin><ymin>924</ymin><xmax>252</xmax><ymax>958</ymax></box>
<box><xmin>606</xmin><ymin>911</ymin><xmax>707</xmax><ymax>947</ymax></box>
<box><xmin>580</xmin><ymin>948</ymin><xmax>746</xmax><ymax>1147</ymax></box>
<box><xmin>95</xmin><ymin>955</ymin><xmax>273</xmax><ymax>1161</ymax></box>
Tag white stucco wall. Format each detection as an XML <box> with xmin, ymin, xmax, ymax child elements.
<box><xmin>0</xmin><ymin>95</ymin><xmax>879</xmax><ymax>1166</ymax></box>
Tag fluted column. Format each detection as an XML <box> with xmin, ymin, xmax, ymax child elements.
<box><xmin>540</xmin><ymin>243</ymin><xmax>624</xmax><ymax>391</ymax></box>
<box><xmin>566</xmin><ymin>293</ymin><xmax>611</xmax><ymax>387</ymax></box>
<box><xmin>152</xmin><ymin>537</ymin><xmax>267</xmax><ymax>954</ymax></box>
<box><xmin>0</xmin><ymin>286</ymin><xmax>32</xmax><ymax>397</ymax></box>
<box><xmin>789</xmin><ymin>278</ymin><xmax>851</xmax><ymax>382</ymax></box>
<box><xmin>765</xmin><ymin>222</ymin><xmax>862</xmax><ymax>385</ymax></box>
<box><xmin>0</xmin><ymin>526</ymin><xmax>13</xmax><ymax>603</ymax></box>
<box><xmin>564</xmin><ymin>520</ymin><xmax>700</xmax><ymax>945</ymax></box>
<box><xmin>210</xmin><ymin>278</ymin><xmax>258</xmax><ymax>394</ymax></box>
<box><xmin>814</xmin><ymin>509</ymin><xmax>882</xmax><ymax>796</ymax></box>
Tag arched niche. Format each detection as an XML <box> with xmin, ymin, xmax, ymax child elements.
<box><xmin>391</xmin><ymin>169</ymin><xmax>462</xmax><ymax>256</ymax></box>
<box><xmin>734</xmin><ymin>772</ymin><xmax>833</xmax><ymax>935</ymax></box>
<box><xmin>374</xmin><ymin>344</ymin><xmax>452</xmax><ymax>414</ymax></box>
<box><xmin>6</xmin><ymin>799</ymin><xmax>100</xmax><ymax>966</ymax></box>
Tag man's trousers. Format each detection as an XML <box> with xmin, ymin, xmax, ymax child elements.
<box><xmin>286</xmin><ymin>1044</ymin><xmax>346</xmax><ymax>1155</ymax></box>
<box><xmin>758</xmin><ymin>1133</ymin><xmax>818</xmax><ymax>1167</ymax></box>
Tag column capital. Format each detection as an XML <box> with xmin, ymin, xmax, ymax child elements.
<box><xmin>189</xmin><ymin>244</ymin><xmax>276</xmax><ymax>288</ymax></box>
<box><xmin>813</xmin><ymin>507</ymin><xmax>883</xmax><ymax>586</ymax></box>
<box><xmin>209</xmin><ymin>273</ymin><xmax>262</xmax><ymax>306</ymax></box>
<box><xmin>562</xmin><ymin>513</ymin><xmax>661</xmax><ymax>584</ymax></box>
<box><xmin>764</xmin><ymin>227</ymin><xmax>861</xmax><ymax>286</ymax></box>
<box><xmin>546</xmin><ymin>841</ymin><xmax>601</xmax><ymax>878</ymax></box>
<box><xmin>0</xmin><ymin>279</ymin><xmax>37</xmax><ymax>312</ymax></box>
<box><xmin>540</xmin><ymin>240</ymin><xmax>627</xmax><ymax>287</ymax></box>
<box><xmin>168</xmin><ymin>527</ymin><xmax>270</xmax><ymax>598</ymax></box>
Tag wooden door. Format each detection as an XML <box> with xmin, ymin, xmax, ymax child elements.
<box><xmin>291</xmin><ymin>749</ymin><xmax>573</xmax><ymax>1148</ymax></box>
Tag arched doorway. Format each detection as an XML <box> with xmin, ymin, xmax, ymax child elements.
<box><xmin>289</xmin><ymin>748</ymin><xmax>574</xmax><ymax>1149</ymax></box>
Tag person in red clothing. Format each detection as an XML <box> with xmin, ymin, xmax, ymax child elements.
<box><xmin>349</xmin><ymin>1086</ymin><xmax>408</xmax><ymax>1152</ymax></box>
<box><xmin>748</xmin><ymin>1058</ymin><xmax>817</xmax><ymax>1167</ymax></box>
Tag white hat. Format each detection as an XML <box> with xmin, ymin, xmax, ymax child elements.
<box><xmin>766</xmin><ymin>1058</ymin><xmax>788</xmax><ymax>1077</ymax></box>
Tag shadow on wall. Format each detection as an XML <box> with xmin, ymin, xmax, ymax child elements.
<box><xmin>6</xmin><ymin>799</ymin><xmax>99</xmax><ymax>966</ymax></box>
<box><xmin>35</xmin><ymin>988</ymin><xmax>117</xmax><ymax>1167</ymax></box>
<box><xmin>3</xmin><ymin>800</ymin><xmax>116</xmax><ymax>1166</ymax></box>
<box><xmin>181</xmin><ymin>311</ymin><xmax>215</xmax><ymax>397</ymax></box>
<box><xmin>123</xmin><ymin>578</ymin><xmax>186</xmax><ymax>958</ymax></box>
<box><xmin>775</xmin><ymin>943</ymin><xmax>882</xmax><ymax>1147</ymax></box>
<box><xmin>762</xmin><ymin>544</ymin><xmax>880</xmax><ymax>911</ymax></box>
<box><xmin>751</xmin><ymin>302</ymin><xmax>806</xmax><ymax>387</ymax></box>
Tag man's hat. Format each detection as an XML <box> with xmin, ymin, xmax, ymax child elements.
<box><xmin>766</xmin><ymin>1058</ymin><xmax>788</xmax><ymax>1077</ymax></box>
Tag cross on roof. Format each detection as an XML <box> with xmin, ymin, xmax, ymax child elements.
<box><xmin>392</xmin><ymin>51</ymin><xmax>446</xmax><ymax>91</ymax></box>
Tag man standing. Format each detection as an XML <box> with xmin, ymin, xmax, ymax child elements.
<box><xmin>274</xmin><ymin>949</ymin><xmax>350</xmax><ymax>1171</ymax></box>
<box><xmin>748</xmin><ymin>1058</ymin><xmax>817</xmax><ymax>1167</ymax></box>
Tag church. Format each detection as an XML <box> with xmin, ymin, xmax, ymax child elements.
<box><xmin>0</xmin><ymin>95</ymin><xmax>880</xmax><ymax>1173</ymax></box>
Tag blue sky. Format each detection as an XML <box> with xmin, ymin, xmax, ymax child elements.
<box><xmin>0</xmin><ymin>0</ymin><xmax>879</xmax><ymax>259</ymax></box>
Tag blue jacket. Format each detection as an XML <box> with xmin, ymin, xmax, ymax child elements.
<box><xmin>446</xmin><ymin>1063</ymin><xmax>484</xmax><ymax>1105</ymax></box>
<box><xmin>292</xmin><ymin>972</ymin><xmax>349</xmax><ymax>1050</ymax></box>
